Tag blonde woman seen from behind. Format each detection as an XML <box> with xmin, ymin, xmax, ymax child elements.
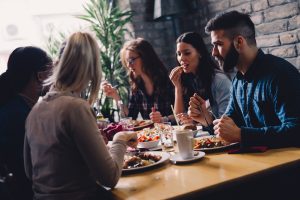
<box><xmin>24</xmin><ymin>32</ymin><xmax>137</xmax><ymax>200</ymax></box>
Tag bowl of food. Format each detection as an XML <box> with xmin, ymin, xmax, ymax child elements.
<box><xmin>138</xmin><ymin>140</ymin><xmax>160</xmax><ymax>149</ymax></box>
<box><xmin>137</xmin><ymin>128</ymin><xmax>160</xmax><ymax>149</ymax></box>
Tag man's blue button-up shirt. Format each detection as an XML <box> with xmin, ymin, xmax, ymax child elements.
<box><xmin>225</xmin><ymin>49</ymin><xmax>300</xmax><ymax>147</ymax></box>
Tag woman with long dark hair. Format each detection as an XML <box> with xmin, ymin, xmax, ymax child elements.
<box><xmin>0</xmin><ymin>46</ymin><xmax>52</xmax><ymax>200</ymax></box>
<box><xmin>169</xmin><ymin>32</ymin><xmax>231</xmax><ymax>128</ymax></box>
<box><xmin>102</xmin><ymin>38</ymin><xmax>174</xmax><ymax>123</ymax></box>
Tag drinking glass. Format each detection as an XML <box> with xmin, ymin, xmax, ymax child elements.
<box><xmin>159</xmin><ymin>122</ymin><xmax>174</xmax><ymax>152</ymax></box>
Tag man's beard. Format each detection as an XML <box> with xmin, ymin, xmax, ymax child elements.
<box><xmin>215</xmin><ymin>43</ymin><xmax>239</xmax><ymax>72</ymax></box>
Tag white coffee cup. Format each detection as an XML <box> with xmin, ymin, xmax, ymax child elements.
<box><xmin>175</xmin><ymin>130</ymin><xmax>194</xmax><ymax>159</ymax></box>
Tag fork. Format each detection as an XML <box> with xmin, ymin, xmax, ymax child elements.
<box><xmin>127</xmin><ymin>148</ymin><xmax>149</xmax><ymax>156</ymax></box>
<box><xmin>198</xmin><ymin>105</ymin><xmax>216</xmax><ymax>138</ymax></box>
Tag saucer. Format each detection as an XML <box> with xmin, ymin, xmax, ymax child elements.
<box><xmin>170</xmin><ymin>151</ymin><xmax>205</xmax><ymax>164</ymax></box>
<box><xmin>137</xmin><ymin>144</ymin><xmax>162</xmax><ymax>151</ymax></box>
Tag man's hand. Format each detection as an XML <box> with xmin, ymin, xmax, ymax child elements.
<box><xmin>213</xmin><ymin>116</ymin><xmax>241</xmax><ymax>143</ymax></box>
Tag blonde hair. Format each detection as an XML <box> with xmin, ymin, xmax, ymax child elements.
<box><xmin>45</xmin><ymin>32</ymin><xmax>102</xmax><ymax>104</ymax></box>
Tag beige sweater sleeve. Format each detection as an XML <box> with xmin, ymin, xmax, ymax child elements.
<box><xmin>67</xmin><ymin>100</ymin><xmax>126</xmax><ymax>188</ymax></box>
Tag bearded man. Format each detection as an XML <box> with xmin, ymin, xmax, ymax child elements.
<box><xmin>188</xmin><ymin>11</ymin><xmax>300</xmax><ymax>148</ymax></box>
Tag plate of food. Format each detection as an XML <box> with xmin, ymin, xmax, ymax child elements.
<box><xmin>193</xmin><ymin>136</ymin><xmax>239</xmax><ymax>152</ymax></box>
<box><xmin>132</xmin><ymin>120</ymin><xmax>154</xmax><ymax>131</ymax></box>
<box><xmin>122</xmin><ymin>151</ymin><xmax>170</xmax><ymax>172</ymax></box>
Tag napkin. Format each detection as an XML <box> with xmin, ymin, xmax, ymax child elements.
<box><xmin>103</xmin><ymin>123</ymin><xmax>124</xmax><ymax>141</ymax></box>
<box><xmin>227</xmin><ymin>146</ymin><xmax>268</xmax><ymax>154</ymax></box>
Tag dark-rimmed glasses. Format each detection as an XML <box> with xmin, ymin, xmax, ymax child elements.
<box><xmin>126</xmin><ymin>56</ymin><xmax>140</xmax><ymax>65</ymax></box>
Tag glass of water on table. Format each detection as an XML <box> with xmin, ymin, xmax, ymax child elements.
<box><xmin>158</xmin><ymin>122</ymin><xmax>174</xmax><ymax>152</ymax></box>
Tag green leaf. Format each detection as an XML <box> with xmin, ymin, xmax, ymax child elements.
<box><xmin>45</xmin><ymin>0</ymin><xmax>132</xmax><ymax>122</ymax></box>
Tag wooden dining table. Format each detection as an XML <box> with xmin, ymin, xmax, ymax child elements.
<box><xmin>110</xmin><ymin>147</ymin><xmax>300</xmax><ymax>200</ymax></box>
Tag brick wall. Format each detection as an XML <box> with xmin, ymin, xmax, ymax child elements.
<box><xmin>119</xmin><ymin>0</ymin><xmax>178</xmax><ymax>69</ymax></box>
<box><xmin>120</xmin><ymin>0</ymin><xmax>300</xmax><ymax>70</ymax></box>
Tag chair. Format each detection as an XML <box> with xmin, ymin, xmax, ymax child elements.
<box><xmin>0</xmin><ymin>156</ymin><xmax>15</xmax><ymax>200</ymax></box>
<box><xmin>0</xmin><ymin>148</ymin><xmax>33</xmax><ymax>200</ymax></box>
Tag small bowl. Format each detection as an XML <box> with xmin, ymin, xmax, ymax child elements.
<box><xmin>138</xmin><ymin>140</ymin><xmax>159</xmax><ymax>149</ymax></box>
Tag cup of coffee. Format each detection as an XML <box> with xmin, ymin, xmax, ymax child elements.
<box><xmin>175</xmin><ymin>130</ymin><xmax>194</xmax><ymax>159</ymax></box>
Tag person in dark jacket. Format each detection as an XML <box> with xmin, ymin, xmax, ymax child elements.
<box><xmin>0</xmin><ymin>46</ymin><xmax>52</xmax><ymax>200</ymax></box>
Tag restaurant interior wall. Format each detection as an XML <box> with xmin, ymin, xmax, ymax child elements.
<box><xmin>0</xmin><ymin>0</ymin><xmax>299</xmax><ymax>72</ymax></box>
<box><xmin>122</xmin><ymin>0</ymin><xmax>300</xmax><ymax>70</ymax></box>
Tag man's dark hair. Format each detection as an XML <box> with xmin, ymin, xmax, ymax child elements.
<box><xmin>205</xmin><ymin>11</ymin><xmax>256</xmax><ymax>46</ymax></box>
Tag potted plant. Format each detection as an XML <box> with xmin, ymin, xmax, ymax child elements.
<box><xmin>44</xmin><ymin>25</ymin><xmax>67</xmax><ymax>60</ymax></box>
<box><xmin>78</xmin><ymin>0</ymin><xmax>133</xmax><ymax>122</ymax></box>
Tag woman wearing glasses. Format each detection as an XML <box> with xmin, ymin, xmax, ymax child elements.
<box><xmin>102</xmin><ymin>38</ymin><xmax>175</xmax><ymax>123</ymax></box>
<box><xmin>169</xmin><ymin>32</ymin><xmax>231</xmax><ymax>130</ymax></box>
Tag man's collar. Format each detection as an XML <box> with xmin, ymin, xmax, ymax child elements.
<box><xmin>236</xmin><ymin>49</ymin><xmax>264</xmax><ymax>81</ymax></box>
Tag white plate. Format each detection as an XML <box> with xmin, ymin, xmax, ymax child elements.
<box><xmin>137</xmin><ymin>144</ymin><xmax>162</xmax><ymax>151</ymax></box>
<box><xmin>122</xmin><ymin>151</ymin><xmax>170</xmax><ymax>172</ymax></box>
<box><xmin>194</xmin><ymin>136</ymin><xmax>239</xmax><ymax>152</ymax></box>
<box><xmin>133</xmin><ymin>120</ymin><xmax>154</xmax><ymax>131</ymax></box>
<box><xmin>170</xmin><ymin>151</ymin><xmax>205</xmax><ymax>164</ymax></box>
<box><xmin>193</xmin><ymin>130</ymin><xmax>210</xmax><ymax>138</ymax></box>
<box><xmin>190</xmin><ymin>129</ymin><xmax>209</xmax><ymax>137</ymax></box>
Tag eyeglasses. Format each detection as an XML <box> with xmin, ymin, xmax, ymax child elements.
<box><xmin>126</xmin><ymin>56</ymin><xmax>140</xmax><ymax>65</ymax></box>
